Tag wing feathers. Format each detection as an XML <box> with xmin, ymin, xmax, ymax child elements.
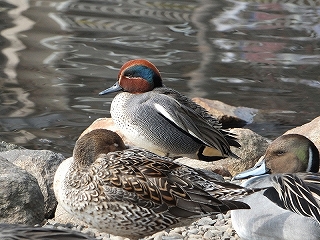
<box><xmin>265</xmin><ymin>173</ymin><xmax>320</xmax><ymax>224</ymax></box>
<box><xmin>92</xmin><ymin>149</ymin><xmax>253</xmax><ymax>218</ymax></box>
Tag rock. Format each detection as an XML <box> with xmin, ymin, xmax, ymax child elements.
<box><xmin>80</xmin><ymin>118</ymin><xmax>133</xmax><ymax>146</ymax></box>
<box><xmin>0</xmin><ymin>141</ymin><xmax>23</xmax><ymax>152</ymax></box>
<box><xmin>0</xmin><ymin>157</ymin><xmax>44</xmax><ymax>224</ymax></box>
<box><xmin>0</xmin><ymin>149</ymin><xmax>65</xmax><ymax>218</ymax></box>
<box><xmin>192</xmin><ymin>97</ymin><xmax>258</xmax><ymax>128</ymax></box>
<box><xmin>224</xmin><ymin>128</ymin><xmax>270</xmax><ymax>175</ymax></box>
<box><xmin>203</xmin><ymin>230</ymin><xmax>215</xmax><ymax>239</ymax></box>
<box><xmin>197</xmin><ymin>217</ymin><xmax>216</xmax><ymax>226</ymax></box>
<box><xmin>285</xmin><ymin>116</ymin><xmax>320</xmax><ymax>151</ymax></box>
<box><xmin>175</xmin><ymin>128</ymin><xmax>269</xmax><ymax>176</ymax></box>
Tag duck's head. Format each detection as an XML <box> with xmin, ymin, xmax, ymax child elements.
<box><xmin>99</xmin><ymin>59</ymin><xmax>163</xmax><ymax>95</ymax></box>
<box><xmin>73</xmin><ymin>129</ymin><xmax>126</xmax><ymax>167</ymax></box>
<box><xmin>233</xmin><ymin>134</ymin><xmax>319</xmax><ymax>180</ymax></box>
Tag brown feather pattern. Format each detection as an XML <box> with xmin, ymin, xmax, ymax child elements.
<box><xmin>57</xmin><ymin>129</ymin><xmax>257</xmax><ymax>239</ymax></box>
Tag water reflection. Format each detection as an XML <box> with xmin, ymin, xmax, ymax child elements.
<box><xmin>0</xmin><ymin>0</ymin><xmax>319</xmax><ymax>156</ymax></box>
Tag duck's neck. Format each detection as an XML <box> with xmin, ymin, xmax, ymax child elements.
<box><xmin>307</xmin><ymin>144</ymin><xmax>319</xmax><ymax>173</ymax></box>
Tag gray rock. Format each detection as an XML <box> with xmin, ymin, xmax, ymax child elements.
<box><xmin>175</xmin><ymin>128</ymin><xmax>270</xmax><ymax>177</ymax></box>
<box><xmin>0</xmin><ymin>149</ymin><xmax>65</xmax><ymax>218</ymax></box>
<box><xmin>197</xmin><ymin>216</ymin><xmax>216</xmax><ymax>226</ymax></box>
<box><xmin>0</xmin><ymin>157</ymin><xmax>44</xmax><ymax>224</ymax></box>
<box><xmin>224</xmin><ymin>128</ymin><xmax>270</xmax><ymax>176</ymax></box>
<box><xmin>0</xmin><ymin>141</ymin><xmax>23</xmax><ymax>152</ymax></box>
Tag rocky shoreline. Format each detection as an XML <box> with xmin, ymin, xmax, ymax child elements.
<box><xmin>0</xmin><ymin>98</ymin><xmax>319</xmax><ymax>239</ymax></box>
<box><xmin>44</xmin><ymin>212</ymin><xmax>240</xmax><ymax>240</ymax></box>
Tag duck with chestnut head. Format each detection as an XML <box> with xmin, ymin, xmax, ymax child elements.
<box><xmin>99</xmin><ymin>59</ymin><xmax>240</xmax><ymax>161</ymax></box>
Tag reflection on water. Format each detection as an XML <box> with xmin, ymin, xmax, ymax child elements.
<box><xmin>0</xmin><ymin>0</ymin><xmax>319</xmax><ymax>156</ymax></box>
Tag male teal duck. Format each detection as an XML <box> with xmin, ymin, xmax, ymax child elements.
<box><xmin>0</xmin><ymin>223</ymin><xmax>96</xmax><ymax>239</ymax></box>
<box><xmin>54</xmin><ymin>129</ymin><xmax>257</xmax><ymax>240</ymax></box>
<box><xmin>231</xmin><ymin>134</ymin><xmax>320</xmax><ymax>240</ymax></box>
<box><xmin>99</xmin><ymin>59</ymin><xmax>240</xmax><ymax>161</ymax></box>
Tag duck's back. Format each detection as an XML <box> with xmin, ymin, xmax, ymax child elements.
<box><xmin>110</xmin><ymin>87</ymin><xmax>239</xmax><ymax>158</ymax></box>
<box><xmin>231</xmin><ymin>175</ymin><xmax>320</xmax><ymax>240</ymax></box>
<box><xmin>110</xmin><ymin>88</ymin><xmax>203</xmax><ymax>157</ymax></box>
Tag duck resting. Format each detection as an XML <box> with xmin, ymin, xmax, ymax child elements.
<box><xmin>54</xmin><ymin>129</ymin><xmax>259</xmax><ymax>239</ymax></box>
<box><xmin>99</xmin><ymin>59</ymin><xmax>240</xmax><ymax>161</ymax></box>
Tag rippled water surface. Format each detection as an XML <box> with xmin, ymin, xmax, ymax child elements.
<box><xmin>0</xmin><ymin>0</ymin><xmax>319</xmax><ymax>156</ymax></box>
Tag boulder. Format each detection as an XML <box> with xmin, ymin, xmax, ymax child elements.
<box><xmin>0</xmin><ymin>141</ymin><xmax>23</xmax><ymax>152</ymax></box>
<box><xmin>0</xmin><ymin>149</ymin><xmax>65</xmax><ymax>218</ymax></box>
<box><xmin>80</xmin><ymin>118</ymin><xmax>134</xmax><ymax>147</ymax></box>
<box><xmin>192</xmin><ymin>97</ymin><xmax>258</xmax><ymax>128</ymax></box>
<box><xmin>0</xmin><ymin>157</ymin><xmax>44</xmax><ymax>224</ymax></box>
<box><xmin>285</xmin><ymin>116</ymin><xmax>320</xmax><ymax>151</ymax></box>
<box><xmin>175</xmin><ymin>128</ymin><xmax>270</xmax><ymax>176</ymax></box>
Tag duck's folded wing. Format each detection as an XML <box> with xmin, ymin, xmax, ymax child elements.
<box><xmin>153</xmin><ymin>97</ymin><xmax>235</xmax><ymax>158</ymax></box>
<box><xmin>264</xmin><ymin>173</ymin><xmax>320</xmax><ymax>224</ymax></box>
<box><xmin>101</xmin><ymin>150</ymin><xmax>250</xmax><ymax>217</ymax></box>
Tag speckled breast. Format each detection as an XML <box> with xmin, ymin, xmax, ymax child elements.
<box><xmin>110</xmin><ymin>92</ymin><xmax>201</xmax><ymax>156</ymax></box>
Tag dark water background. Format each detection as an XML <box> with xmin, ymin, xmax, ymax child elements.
<box><xmin>0</xmin><ymin>0</ymin><xmax>319</xmax><ymax>157</ymax></box>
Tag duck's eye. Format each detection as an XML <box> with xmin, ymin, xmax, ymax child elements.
<box><xmin>275</xmin><ymin>150</ymin><xmax>285</xmax><ymax>156</ymax></box>
<box><xmin>125</xmin><ymin>73</ymin><xmax>133</xmax><ymax>78</ymax></box>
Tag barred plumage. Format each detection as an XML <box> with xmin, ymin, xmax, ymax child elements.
<box><xmin>266</xmin><ymin>173</ymin><xmax>320</xmax><ymax>224</ymax></box>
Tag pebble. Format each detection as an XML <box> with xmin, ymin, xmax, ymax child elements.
<box><xmin>44</xmin><ymin>212</ymin><xmax>239</xmax><ymax>240</ymax></box>
<box><xmin>203</xmin><ymin>230</ymin><xmax>214</xmax><ymax>239</ymax></box>
<box><xmin>197</xmin><ymin>216</ymin><xmax>216</xmax><ymax>226</ymax></box>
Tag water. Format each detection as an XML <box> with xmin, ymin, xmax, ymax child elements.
<box><xmin>0</xmin><ymin>0</ymin><xmax>319</xmax><ymax>157</ymax></box>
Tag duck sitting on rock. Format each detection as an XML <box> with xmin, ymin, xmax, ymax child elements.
<box><xmin>54</xmin><ymin>129</ymin><xmax>259</xmax><ymax>240</ymax></box>
<box><xmin>99</xmin><ymin>59</ymin><xmax>240</xmax><ymax>161</ymax></box>
<box><xmin>231</xmin><ymin>134</ymin><xmax>320</xmax><ymax>240</ymax></box>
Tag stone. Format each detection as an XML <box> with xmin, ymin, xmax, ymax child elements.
<box><xmin>192</xmin><ymin>97</ymin><xmax>258</xmax><ymax>128</ymax></box>
<box><xmin>175</xmin><ymin>128</ymin><xmax>269</xmax><ymax>176</ymax></box>
<box><xmin>0</xmin><ymin>141</ymin><xmax>23</xmax><ymax>152</ymax></box>
<box><xmin>197</xmin><ymin>217</ymin><xmax>215</xmax><ymax>226</ymax></box>
<box><xmin>0</xmin><ymin>149</ymin><xmax>65</xmax><ymax>218</ymax></box>
<box><xmin>203</xmin><ymin>230</ymin><xmax>215</xmax><ymax>239</ymax></box>
<box><xmin>222</xmin><ymin>128</ymin><xmax>270</xmax><ymax>176</ymax></box>
<box><xmin>80</xmin><ymin>118</ymin><xmax>133</xmax><ymax>146</ymax></box>
<box><xmin>0</xmin><ymin>157</ymin><xmax>44</xmax><ymax>224</ymax></box>
<box><xmin>285</xmin><ymin>116</ymin><xmax>320</xmax><ymax>151</ymax></box>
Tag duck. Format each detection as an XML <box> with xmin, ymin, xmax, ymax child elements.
<box><xmin>99</xmin><ymin>59</ymin><xmax>240</xmax><ymax>161</ymax></box>
<box><xmin>230</xmin><ymin>134</ymin><xmax>320</xmax><ymax>240</ymax></box>
<box><xmin>54</xmin><ymin>129</ymin><xmax>259</xmax><ymax>240</ymax></box>
<box><xmin>0</xmin><ymin>223</ymin><xmax>97</xmax><ymax>239</ymax></box>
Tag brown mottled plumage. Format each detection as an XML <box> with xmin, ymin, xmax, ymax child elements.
<box><xmin>54</xmin><ymin>129</ymin><xmax>257</xmax><ymax>239</ymax></box>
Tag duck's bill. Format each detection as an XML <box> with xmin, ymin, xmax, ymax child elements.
<box><xmin>99</xmin><ymin>82</ymin><xmax>123</xmax><ymax>95</ymax></box>
<box><xmin>233</xmin><ymin>156</ymin><xmax>271</xmax><ymax>180</ymax></box>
